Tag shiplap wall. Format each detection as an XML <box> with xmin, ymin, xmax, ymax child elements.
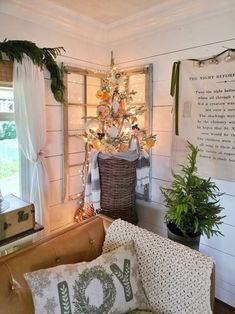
<box><xmin>43</xmin><ymin>70</ymin><xmax>107</xmax><ymax>233</ymax></box>
<box><xmin>111</xmin><ymin>11</ymin><xmax>235</xmax><ymax>307</ymax></box>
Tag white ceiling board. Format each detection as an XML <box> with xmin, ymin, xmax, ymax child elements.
<box><xmin>1</xmin><ymin>0</ymin><xmax>234</xmax><ymax>45</ymax></box>
<box><xmin>48</xmin><ymin>0</ymin><xmax>165</xmax><ymax>24</ymax></box>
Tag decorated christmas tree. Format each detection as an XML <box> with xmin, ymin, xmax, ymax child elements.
<box><xmin>74</xmin><ymin>53</ymin><xmax>156</xmax><ymax>222</ymax></box>
<box><xmin>83</xmin><ymin>52</ymin><xmax>156</xmax><ymax>153</ymax></box>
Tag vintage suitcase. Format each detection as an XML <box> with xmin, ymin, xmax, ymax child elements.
<box><xmin>0</xmin><ymin>194</ymin><xmax>35</xmax><ymax>240</ymax></box>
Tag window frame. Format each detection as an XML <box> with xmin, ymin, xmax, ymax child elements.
<box><xmin>124</xmin><ymin>64</ymin><xmax>153</xmax><ymax>200</ymax></box>
<box><xmin>63</xmin><ymin>66</ymin><xmax>105</xmax><ymax>201</ymax></box>
<box><xmin>63</xmin><ymin>64</ymin><xmax>153</xmax><ymax>202</ymax></box>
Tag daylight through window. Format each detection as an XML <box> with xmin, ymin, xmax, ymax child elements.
<box><xmin>0</xmin><ymin>86</ymin><xmax>20</xmax><ymax>196</ymax></box>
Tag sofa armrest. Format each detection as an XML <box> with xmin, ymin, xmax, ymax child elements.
<box><xmin>98</xmin><ymin>214</ymin><xmax>114</xmax><ymax>232</ymax></box>
<box><xmin>0</xmin><ymin>216</ymin><xmax>106</xmax><ymax>314</ymax></box>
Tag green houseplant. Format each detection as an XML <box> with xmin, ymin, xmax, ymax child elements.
<box><xmin>161</xmin><ymin>142</ymin><xmax>225</xmax><ymax>250</ymax></box>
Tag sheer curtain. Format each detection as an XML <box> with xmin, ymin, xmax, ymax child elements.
<box><xmin>13</xmin><ymin>55</ymin><xmax>49</xmax><ymax>234</ymax></box>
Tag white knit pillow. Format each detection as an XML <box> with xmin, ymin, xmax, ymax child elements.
<box><xmin>103</xmin><ymin>219</ymin><xmax>214</xmax><ymax>314</ymax></box>
<box><xmin>24</xmin><ymin>241</ymin><xmax>149</xmax><ymax>314</ymax></box>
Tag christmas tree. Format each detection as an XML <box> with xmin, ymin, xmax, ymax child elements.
<box><xmin>83</xmin><ymin>52</ymin><xmax>156</xmax><ymax>153</ymax></box>
<box><xmin>74</xmin><ymin>53</ymin><xmax>156</xmax><ymax>222</ymax></box>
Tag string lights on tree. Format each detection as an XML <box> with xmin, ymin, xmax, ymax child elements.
<box><xmin>82</xmin><ymin>51</ymin><xmax>156</xmax><ymax>154</ymax></box>
<box><xmin>74</xmin><ymin>52</ymin><xmax>156</xmax><ymax>222</ymax></box>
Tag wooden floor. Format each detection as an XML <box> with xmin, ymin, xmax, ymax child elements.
<box><xmin>214</xmin><ymin>299</ymin><xmax>235</xmax><ymax>314</ymax></box>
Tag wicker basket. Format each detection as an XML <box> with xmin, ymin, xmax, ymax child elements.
<box><xmin>98</xmin><ymin>157</ymin><xmax>138</xmax><ymax>224</ymax></box>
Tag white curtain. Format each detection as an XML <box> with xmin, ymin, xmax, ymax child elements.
<box><xmin>13</xmin><ymin>55</ymin><xmax>49</xmax><ymax>234</ymax></box>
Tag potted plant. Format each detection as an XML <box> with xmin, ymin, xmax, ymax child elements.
<box><xmin>161</xmin><ymin>142</ymin><xmax>225</xmax><ymax>250</ymax></box>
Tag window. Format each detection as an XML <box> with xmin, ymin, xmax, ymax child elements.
<box><xmin>0</xmin><ymin>62</ymin><xmax>31</xmax><ymax>200</ymax></box>
<box><xmin>63</xmin><ymin>64</ymin><xmax>153</xmax><ymax>201</ymax></box>
<box><xmin>0</xmin><ymin>85</ymin><xmax>20</xmax><ymax>196</ymax></box>
<box><xmin>126</xmin><ymin>66</ymin><xmax>153</xmax><ymax>200</ymax></box>
<box><xmin>63</xmin><ymin>67</ymin><xmax>104</xmax><ymax>201</ymax></box>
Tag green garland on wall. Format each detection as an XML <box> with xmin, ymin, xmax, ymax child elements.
<box><xmin>0</xmin><ymin>39</ymin><xmax>65</xmax><ymax>102</ymax></box>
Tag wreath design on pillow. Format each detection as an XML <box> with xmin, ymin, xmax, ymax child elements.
<box><xmin>73</xmin><ymin>265</ymin><xmax>116</xmax><ymax>314</ymax></box>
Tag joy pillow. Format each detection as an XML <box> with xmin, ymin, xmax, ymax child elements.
<box><xmin>24</xmin><ymin>241</ymin><xmax>149</xmax><ymax>314</ymax></box>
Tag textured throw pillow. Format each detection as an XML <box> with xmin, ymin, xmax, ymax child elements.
<box><xmin>103</xmin><ymin>219</ymin><xmax>214</xmax><ymax>314</ymax></box>
<box><xmin>24</xmin><ymin>241</ymin><xmax>149</xmax><ymax>314</ymax></box>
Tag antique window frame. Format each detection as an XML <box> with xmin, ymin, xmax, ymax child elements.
<box><xmin>63</xmin><ymin>64</ymin><xmax>153</xmax><ymax>201</ymax></box>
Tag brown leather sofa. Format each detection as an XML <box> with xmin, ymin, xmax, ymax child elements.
<box><xmin>0</xmin><ymin>215</ymin><xmax>214</xmax><ymax>314</ymax></box>
<box><xmin>0</xmin><ymin>215</ymin><xmax>113</xmax><ymax>314</ymax></box>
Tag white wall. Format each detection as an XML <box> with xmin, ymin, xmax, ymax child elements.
<box><xmin>0</xmin><ymin>11</ymin><xmax>108</xmax><ymax>232</ymax></box>
<box><xmin>110</xmin><ymin>6</ymin><xmax>235</xmax><ymax>307</ymax></box>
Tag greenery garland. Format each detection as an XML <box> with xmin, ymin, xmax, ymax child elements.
<box><xmin>0</xmin><ymin>39</ymin><xmax>65</xmax><ymax>102</ymax></box>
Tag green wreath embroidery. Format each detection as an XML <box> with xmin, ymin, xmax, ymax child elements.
<box><xmin>73</xmin><ymin>265</ymin><xmax>116</xmax><ymax>314</ymax></box>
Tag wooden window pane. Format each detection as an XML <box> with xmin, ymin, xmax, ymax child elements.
<box><xmin>87</xmin><ymin>86</ymin><xmax>100</xmax><ymax>105</ymax></box>
<box><xmin>68</xmin><ymin>73</ymin><xmax>84</xmax><ymax>84</ymax></box>
<box><xmin>67</xmin><ymin>82</ymin><xmax>84</xmax><ymax>104</ymax></box>
<box><xmin>87</xmin><ymin>105</ymin><xmax>97</xmax><ymax>117</ymax></box>
<box><xmin>87</xmin><ymin>75</ymin><xmax>101</xmax><ymax>105</ymax></box>
<box><xmin>68</xmin><ymin>136</ymin><xmax>85</xmax><ymax>154</ymax></box>
<box><xmin>68</xmin><ymin>175</ymin><xmax>83</xmax><ymax>196</ymax></box>
<box><xmin>68</xmin><ymin>152</ymin><xmax>85</xmax><ymax>166</ymax></box>
<box><xmin>69</xmin><ymin>165</ymin><xmax>83</xmax><ymax>176</ymax></box>
<box><xmin>137</xmin><ymin>111</ymin><xmax>147</xmax><ymax>129</ymax></box>
<box><xmin>67</xmin><ymin>73</ymin><xmax>84</xmax><ymax>104</ymax></box>
<box><xmin>129</xmin><ymin>73</ymin><xmax>146</xmax><ymax>103</ymax></box>
<box><xmin>87</xmin><ymin>76</ymin><xmax>100</xmax><ymax>86</ymax></box>
<box><xmin>68</xmin><ymin>105</ymin><xmax>85</xmax><ymax>130</ymax></box>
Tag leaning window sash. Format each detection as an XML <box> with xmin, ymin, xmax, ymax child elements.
<box><xmin>126</xmin><ymin>64</ymin><xmax>153</xmax><ymax>201</ymax></box>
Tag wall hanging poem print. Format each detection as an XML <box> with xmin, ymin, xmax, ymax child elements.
<box><xmin>171</xmin><ymin>49</ymin><xmax>235</xmax><ymax>181</ymax></box>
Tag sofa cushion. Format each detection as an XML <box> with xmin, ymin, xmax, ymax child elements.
<box><xmin>24</xmin><ymin>241</ymin><xmax>149</xmax><ymax>314</ymax></box>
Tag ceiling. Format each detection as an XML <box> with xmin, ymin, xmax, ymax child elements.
<box><xmin>48</xmin><ymin>0</ymin><xmax>165</xmax><ymax>24</ymax></box>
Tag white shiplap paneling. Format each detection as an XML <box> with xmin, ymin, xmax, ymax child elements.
<box><xmin>152</xmin><ymin>131</ymin><xmax>172</xmax><ymax>156</ymax></box>
<box><xmin>152</xmin><ymin>155</ymin><xmax>172</xmax><ymax>181</ymax></box>
<box><xmin>44</xmin><ymin>131</ymin><xmax>63</xmax><ymax>157</ymax></box>
<box><xmin>153</xmin><ymin>80</ymin><xmax>173</xmax><ymax>106</ymax></box>
<box><xmin>151</xmin><ymin>178</ymin><xmax>171</xmax><ymax>204</ymax></box>
<box><xmin>46</xmin><ymin>105</ymin><xmax>63</xmax><ymax>131</ymax></box>
<box><xmin>152</xmin><ymin>106</ymin><xmax>173</xmax><ymax>132</ymax></box>
<box><xmin>112</xmin><ymin>8</ymin><xmax>235</xmax><ymax>307</ymax></box>
<box><xmin>45</xmin><ymin>79</ymin><xmax>61</xmax><ymax>106</ymax></box>
<box><xmin>48</xmin><ymin>179</ymin><xmax>63</xmax><ymax>206</ymax></box>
